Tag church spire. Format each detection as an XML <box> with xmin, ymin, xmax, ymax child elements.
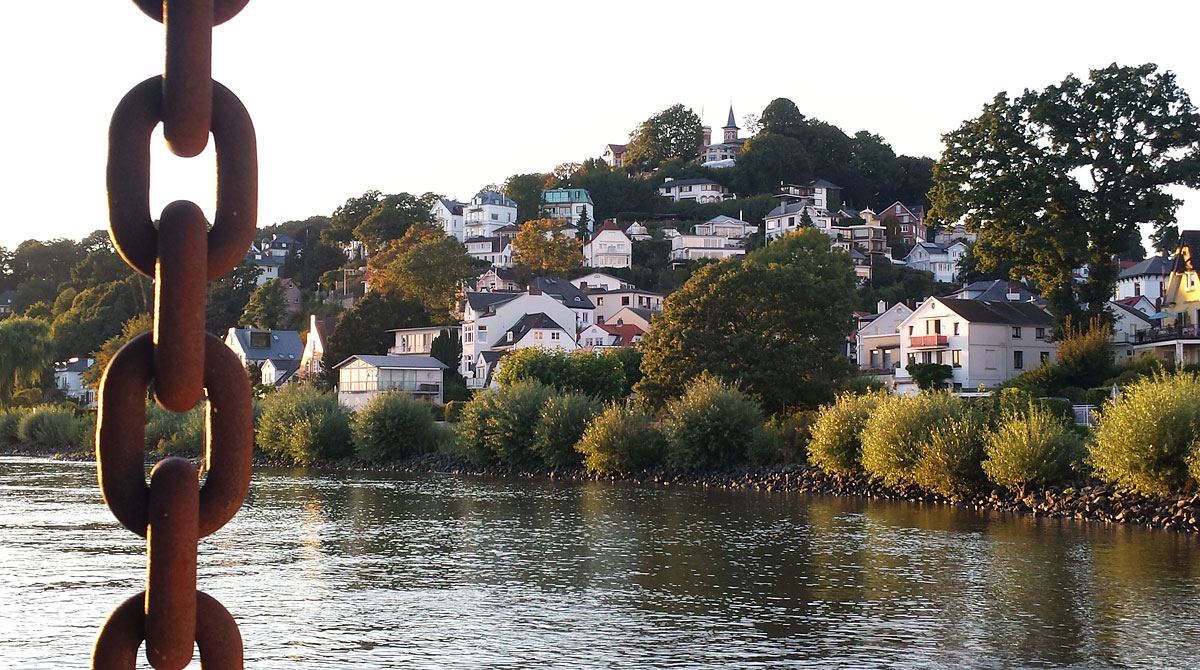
<box><xmin>722</xmin><ymin>104</ymin><xmax>738</xmax><ymax>143</ymax></box>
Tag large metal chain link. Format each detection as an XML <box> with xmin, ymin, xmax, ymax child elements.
<box><xmin>94</xmin><ymin>1</ymin><xmax>257</xmax><ymax>668</ymax></box>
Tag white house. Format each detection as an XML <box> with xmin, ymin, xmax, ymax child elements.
<box><xmin>54</xmin><ymin>357</ymin><xmax>96</xmax><ymax>407</ymax></box>
<box><xmin>657</xmin><ymin>177</ymin><xmax>734</xmax><ymax>203</ymax></box>
<box><xmin>530</xmin><ymin>277</ymin><xmax>596</xmax><ymax>330</ymax></box>
<box><xmin>602</xmin><ymin>143</ymin><xmax>627</xmax><ymax>168</ymax></box>
<box><xmin>626</xmin><ymin>222</ymin><xmax>651</xmax><ymax>241</ymax></box>
<box><xmin>464</xmin><ymin>191</ymin><xmax>518</xmax><ymax>239</ymax></box>
<box><xmin>431</xmin><ymin>198</ymin><xmax>466</xmax><ymax>242</ymax></box>
<box><xmin>904</xmin><ymin>241</ymin><xmax>969</xmax><ymax>284</ymax></box>
<box><xmin>541</xmin><ymin>188</ymin><xmax>595</xmax><ymax>232</ymax></box>
<box><xmin>855</xmin><ymin>302</ymin><xmax>914</xmax><ymax>379</ymax></box>
<box><xmin>334</xmin><ymin>355</ymin><xmax>447</xmax><ymax>408</ymax></box>
<box><xmin>893</xmin><ymin>298</ymin><xmax>1057</xmax><ymax>394</ymax></box>
<box><xmin>465</xmin><ymin>236</ymin><xmax>514</xmax><ymax>268</ymax></box>
<box><xmin>1110</xmin><ymin>300</ymin><xmax>1154</xmax><ymax>360</ymax></box>
<box><xmin>583</xmin><ymin>223</ymin><xmax>632</xmax><ymax>268</ymax></box>
<box><xmin>694</xmin><ymin>215</ymin><xmax>755</xmax><ymax>239</ymax></box>
<box><xmin>298</xmin><ymin>314</ymin><xmax>338</xmax><ymax>382</ymax></box>
<box><xmin>1115</xmin><ymin>255</ymin><xmax>1171</xmax><ymax>306</ymax></box>
<box><xmin>245</xmin><ymin>250</ymin><xmax>281</xmax><ymax>286</ymax></box>
<box><xmin>578</xmin><ymin>321</ymin><xmax>646</xmax><ymax>348</ymax></box>
<box><xmin>460</xmin><ymin>291</ymin><xmax>578</xmax><ymax>388</ymax></box>
<box><xmin>475</xmin><ymin>267</ymin><xmax>523</xmax><ymax>292</ymax></box>
<box><xmin>224</xmin><ymin>327</ymin><xmax>305</xmax><ymax>371</ymax></box>
<box><xmin>388</xmin><ymin>326</ymin><xmax>459</xmax><ymax>356</ymax></box>
<box><xmin>670</xmin><ymin>233</ymin><xmax>745</xmax><ymax>261</ymax></box>
<box><xmin>260</xmin><ymin>358</ymin><xmax>300</xmax><ymax>386</ymax></box>
<box><xmin>571</xmin><ymin>272</ymin><xmax>633</xmax><ymax>292</ymax></box>
<box><xmin>260</xmin><ymin>234</ymin><xmax>300</xmax><ymax>258</ymax></box>
<box><xmin>589</xmin><ymin>288</ymin><xmax>664</xmax><ymax>325</ymax></box>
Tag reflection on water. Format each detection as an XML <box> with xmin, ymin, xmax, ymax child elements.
<box><xmin>3</xmin><ymin>456</ymin><xmax>1200</xmax><ymax>669</ymax></box>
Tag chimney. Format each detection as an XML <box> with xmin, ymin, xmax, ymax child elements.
<box><xmin>529</xmin><ymin>286</ymin><xmax>541</xmax><ymax>296</ymax></box>
<box><xmin>1006</xmin><ymin>281</ymin><xmax>1021</xmax><ymax>301</ymax></box>
<box><xmin>877</xmin><ymin>300</ymin><xmax>887</xmax><ymax>314</ymax></box>
<box><xmin>702</xmin><ymin>125</ymin><xmax>712</xmax><ymax>147</ymax></box>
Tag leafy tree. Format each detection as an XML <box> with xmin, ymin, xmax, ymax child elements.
<box><xmin>930</xmin><ymin>63</ymin><xmax>1200</xmax><ymax>329</ymax></box>
<box><xmin>512</xmin><ymin>218</ymin><xmax>582</xmax><ymax>276</ymax></box>
<box><xmin>635</xmin><ymin>228</ymin><xmax>858</xmax><ymax>413</ymax></box>
<box><xmin>0</xmin><ymin>317</ymin><xmax>53</xmax><ymax>406</ymax></box>
<box><xmin>9</xmin><ymin>238</ymin><xmax>83</xmax><ymax>288</ymax></box>
<box><xmin>502</xmin><ymin>173</ymin><xmax>546</xmax><ymax>224</ymax></box>
<box><xmin>323</xmin><ymin>190</ymin><xmax>383</xmax><ymax>246</ymax></box>
<box><xmin>240</xmin><ymin>279</ymin><xmax>287</xmax><ymax>330</ymax></box>
<box><xmin>353</xmin><ymin>192</ymin><xmax>439</xmax><ymax>253</ymax></box>
<box><xmin>82</xmin><ymin>312</ymin><xmax>153</xmax><ymax>388</ymax></box>
<box><xmin>11</xmin><ymin>279</ymin><xmax>57</xmax><ymax>316</ymax></box>
<box><xmin>430</xmin><ymin>328</ymin><xmax>469</xmax><ymax>401</ymax></box>
<box><xmin>1152</xmin><ymin>224</ymin><xmax>1180</xmax><ymax>256</ymax></box>
<box><xmin>574</xmin><ymin>169</ymin><xmax>659</xmax><ymax>223</ymax></box>
<box><xmin>625</xmin><ymin>104</ymin><xmax>703</xmax><ymax>172</ymax></box>
<box><xmin>906</xmin><ymin>362</ymin><xmax>953</xmax><ymax>390</ymax></box>
<box><xmin>281</xmin><ymin>233</ymin><xmax>346</xmax><ymax>290</ymax></box>
<box><xmin>320</xmin><ymin>292</ymin><xmax>430</xmax><ymax>388</ymax></box>
<box><xmin>49</xmin><ymin>274</ymin><xmax>152</xmax><ymax>360</ymax></box>
<box><xmin>759</xmin><ymin>98</ymin><xmax>806</xmax><ymax>137</ymax></box>
<box><xmin>206</xmin><ymin>260</ymin><xmax>261</xmax><ymax>335</ymax></box>
<box><xmin>367</xmin><ymin>224</ymin><xmax>473</xmax><ymax>321</ymax></box>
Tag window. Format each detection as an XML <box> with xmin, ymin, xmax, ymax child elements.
<box><xmin>1012</xmin><ymin>327</ymin><xmax>1022</xmax><ymax>339</ymax></box>
<box><xmin>621</xmin><ymin>296</ymin><xmax>630</xmax><ymax>305</ymax></box>
<box><xmin>597</xmin><ymin>297</ymin><xmax>603</xmax><ymax>305</ymax></box>
<box><xmin>922</xmin><ymin>351</ymin><xmax>933</xmax><ymax>363</ymax></box>
<box><xmin>907</xmin><ymin>353</ymin><xmax>916</xmax><ymax>366</ymax></box>
<box><xmin>533</xmin><ymin>331</ymin><xmax>543</xmax><ymax>340</ymax></box>
<box><xmin>1035</xmin><ymin>327</ymin><xmax>1045</xmax><ymax>339</ymax></box>
<box><xmin>248</xmin><ymin>331</ymin><xmax>270</xmax><ymax>348</ymax></box>
<box><xmin>908</xmin><ymin>325</ymin><xmax>914</xmax><ymax>336</ymax></box>
<box><xmin>953</xmin><ymin>322</ymin><xmax>960</xmax><ymax>336</ymax></box>
<box><xmin>952</xmin><ymin>350</ymin><xmax>961</xmax><ymax>367</ymax></box>
<box><xmin>491</xmin><ymin>213</ymin><xmax>498</xmax><ymax>220</ymax></box>
<box><xmin>1134</xmin><ymin>281</ymin><xmax>1141</xmax><ymax>296</ymax></box>
<box><xmin>1014</xmin><ymin>350</ymin><xmax>1024</xmax><ymax>370</ymax></box>
<box><xmin>551</xmin><ymin>332</ymin><xmax>560</xmax><ymax>340</ymax></box>
<box><xmin>1040</xmin><ymin>351</ymin><xmax>1050</xmax><ymax>364</ymax></box>
<box><xmin>477</xmin><ymin>326</ymin><xmax>487</xmax><ymax>343</ymax></box>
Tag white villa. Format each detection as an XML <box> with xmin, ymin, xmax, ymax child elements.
<box><xmin>657</xmin><ymin>177</ymin><xmax>734</xmax><ymax>203</ymax></box>
<box><xmin>904</xmin><ymin>241</ymin><xmax>969</xmax><ymax>284</ymax></box>
<box><xmin>583</xmin><ymin>223</ymin><xmax>632</xmax><ymax>268</ymax></box>
<box><xmin>463</xmin><ymin>191</ymin><xmax>518</xmax><ymax>239</ymax></box>
<box><xmin>431</xmin><ymin>198</ymin><xmax>466</xmax><ymax>242</ymax></box>
<box><xmin>334</xmin><ymin>355</ymin><xmax>447</xmax><ymax>408</ymax></box>
<box><xmin>460</xmin><ymin>291</ymin><xmax>578</xmax><ymax>388</ymax></box>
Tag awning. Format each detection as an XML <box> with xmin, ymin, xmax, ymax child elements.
<box><xmin>1148</xmin><ymin>311</ymin><xmax>1176</xmax><ymax>320</ymax></box>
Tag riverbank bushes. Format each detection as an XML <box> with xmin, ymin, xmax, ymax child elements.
<box><xmin>576</xmin><ymin>402</ymin><xmax>664</xmax><ymax>473</ymax></box>
<box><xmin>256</xmin><ymin>385</ymin><xmax>352</xmax><ymax>465</ymax></box>
<box><xmin>533</xmin><ymin>393</ymin><xmax>602</xmax><ymax>468</ymax></box>
<box><xmin>351</xmin><ymin>392</ymin><xmax>440</xmax><ymax>463</ymax></box>
<box><xmin>662</xmin><ymin>375</ymin><xmax>765</xmax><ymax>471</ymax></box>
<box><xmin>17</xmin><ymin>406</ymin><xmax>85</xmax><ymax>448</ymax></box>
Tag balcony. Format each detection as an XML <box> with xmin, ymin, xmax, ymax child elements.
<box><xmin>1134</xmin><ymin>324</ymin><xmax>1200</xmax><ymax>344</ymax></box>
<box><xmin>909</xmin><ymin>335</ymin><xmax>948</xmax><ymax>348</ymax></box>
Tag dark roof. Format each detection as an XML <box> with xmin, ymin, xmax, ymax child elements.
<box><xmin>598</xmin><ymin>322</ymin><xmax>646</xmax><ymax>345</ymax></box>
<box><xmin>473</xmin><ymin>191</ymin><xmax>517</xmax><ymax>208</ymax></box>
<box><xmin>945</xmin><ymin>280</ymin><xmax>1039</xmax><ymax>303</ymax></box>
<box><xmin>660</xmin><ymin>178</ymin><xmax>723</xmax><ymax>188</ymax></box>
<box><xmin>55</xmin><ymin>358</ymin><xmax>93</xmax><ymax>373</ymax></box>
<box><xmin>1119</xmin><ymin>255</ymin><xmax>1172</xmax><ymax>279</ymax></box>
<box><xmin>464</xmin><ymin>291</ymin><xmax>522</xmax><ymax>312</ymax></box>
<box><xmin>606</xmin><ymin>143</ymin><xmax>627</xmax><ymax>152</ymax></box>
<box><xmin>265</xmin><ymin>359</ymin><xmax>301</xmax><ymax>385</ymax></box>
<box><xmin>438</xmin><ymin>198</ymin><xmax>465</xmax><ymax>215</ymax></box>
<box><xmin>228</xmin><ymin>328</ymin><xmax>304</xmax><ymax>362</ymax></box>
<box><xmin>480</xmin><ymin>350</ymin><xmax>508</xmax><ymax>365</ymax></box>
<box><xmin>765</xmin><ymin>201</ymin><xmax>814</xmax><ymax>218</ymax></box>
<box><xmin>724</xmin><ymin>105</ymin><xmax>737</xmax><ymax>128</ymax></box>
<box><xmin>809</xmin><ymin>178</ymin><xmax>842</xmax><ymax>190</ymax></box>
<box><xmin>937</xmin><ymin>299</ymin><xmax>1052</xmax><ymax>326</ymax></box>
<box><xmin>1109</xmin><ymin>301</ymin><xmax>1152</xmax><ymax>324</ymax></box>
<box><xmin>531</xmin><ymin>277</ymin><xmax>595</xmax><ymax>309</ymax></box>
<box><xmin>335</xmin><ymin>355</ymin><xmax>447</xmax><ymax>370</ymax></box>
<box><xmin>503</xmin><ymin>313</ymin><xmax>567</xmax><ymax>345</ymax></box>
<box><xmin>248</xmin><ymin>253</ymin><xmax>284</xmax><ymax>267</ymax></box>
<box><xmin>623</xmin><ymin>307</ymin><xmax>656</xmax><ymax>321</ymax></box>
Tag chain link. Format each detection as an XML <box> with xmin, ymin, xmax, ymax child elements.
<box><xmin>93</xmin><ymin>1</ymin><xmax>257</xmax><ymax>667</ymax></box>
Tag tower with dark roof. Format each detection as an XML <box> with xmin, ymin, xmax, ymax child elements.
<box><xmin>723</xmin><ymin>105</ymin><xmax>739</xmax><ymax>143</ymax></box>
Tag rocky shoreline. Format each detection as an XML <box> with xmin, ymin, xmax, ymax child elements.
<box><xmin>8</xmin><ymin>446</ymin><xmax>1200</xmax><ymax>534</ymax></box>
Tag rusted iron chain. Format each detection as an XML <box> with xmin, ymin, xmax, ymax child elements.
<box><xmin>93</xmin><ymin>1</ymin><xmax>257</xmax><ymax>667</ymax></box>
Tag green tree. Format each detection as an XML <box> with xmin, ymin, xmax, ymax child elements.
<box><xmin>625</xmin><ymin>104</ymin><xmax>704</xmax><ymax>172</ymax></box>
<box><xmin>0</xmin><ymin>317</ymin><xmax>53</xmax><ymax>406</ymax></box>
<box><xmin>9</xmin><ymin>238</ymin><xmax>83</xmax><ymax>288</ymax></box>
<box><xmin>502</xmin><ymin>173</ymin><xmax>547</xmax><ymax>225</ymax></box>
<box><xmin>240</xmin><ymin>279</ymin><xmax>287</xmax><ymax>330</ymax></box>
<box><xmin>320</xmin><ymin>292</ymin><xmax>430</xmax><ymax>388</ymax></box>
<box><xmin>49</xmin><ymin>274</ymin><xmax>152</xmax><ymax>359</ymax></box>
<box><xmin>353</xmin><ymin>192</ymin><xmax>440</xmax><ymax>253</ymax></box>
<box><xmin>82</xmin><ymin>312</ymin><xmax>153</xmax><ymax>388</ymax></box>
<box><xmin>367</xmin><ymin>224</ymin><xmax>473</xmax><ymax>321</ymax></box>
<box><xmin>323</xmin><ymin>190</ymin><xmax>383</xmax><ymax>246</ymax></box>
<box><xmin>635</xmin><ymin>228</ymin><xmax>858</xmax><ymax>413</ymax></box>
<box><xmin>758</xmin><ymin>98</ymin><xmax>806</xmax><ymax>137</ymax></box>
<box><xmin>206</xmin><ymin>260</ymin><xmax>261</xmax><ymax>335</ymax></box>
<box><xmin>930</xmin><ymin>63</ymin><xmax>1200</xmax><ymax>329</ymax></box>
<box><xmin>906</xmin><ymin>363</ymin><xmax>953</xmax><ymax>391</ymax></box>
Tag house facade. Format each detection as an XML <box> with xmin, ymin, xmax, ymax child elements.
<box><xmin>697</xmin><ymin>106</ymin><xmax>746</xmax><ymax>167</ymax></box>
<box><xmin>298</xmin><ymin>314</ymin><xmax>338</xmax><ymax>382</ymax></box>
<box><xmin>54</xmin><ymin>357</ymin><xmax>96</xmax><ymax>407</ymax></box>
<box><xmin>571</xmin><ymin>272</ymin><xmax>633</xmax><ymax>292</ymax></box>
<box><xmin>602</xmin><ymin>143</ymin><xmax>627</xmax><ymax>168</ymax></box>
<box><xmin>388</xmin><ymin>326</ymin><xmax>459</xmax><ymax>355</ymax></box>
<box><xmin>590</xmin><ymin>288</ymin><xmax>664</xmax><ymax>324</ymax></box>
<box><xmin>669</xmin><ymin>233</ymin><xmax>745</xmax><ymax>261</ymax></box>
<box><xmin>431</xmin><ymin>198</ymin><xmax>466</xmax><ymax>242</ymax></box>
<box><xmin>855</xmin><ymin>302</ymin><xmax>914</xmax><ymax>379</ymax></box>
<box><xmin>880</xmin><ymin>201</ymin><xmax>928</xmax><ymax>246</ymax></box>
<box><xmin>578</xmin><ymin>322</ymin><xmax>646</xmax><ymax>348</ymax></box>
<box><xmin>463</xmin><ymin>191</ymin><xmax>518</xmax><ymax>239</ymax></box>
<box><xmin>1115</xmin><ymin>255</ymin><xmax>1171</xmax><ymax>306</ymax></box>
<box><xmin>657</xmin><ymin>178</ymin><xmax>734</xmax><ymax>203</ymax></box>
<box><xmin>1131</xmin><ymin>232</ymin><xmax>1200</xmax><ymax>363</ymax></box>
<box><xmin>334</xmin><ymin>355</ymin><xmax>447</xmax><ymax>408</ymax></box>
<box><xmin>583</xmin><ymin>223</ymin><xmax>632</xmax><ymax>268</ymax></box>
<box><xmin>541</xmin><ymin>188</ymin><xmax>595</xmax><ymax>231</ymax></box>
<box><xmin>893</xmin><ymin>298</ymin><xmax>1057</xmax><ymax>394</ymax></box>
<box><xmin>904</xmin><ymin>241</ymin><xmax>969</xmax><ymax>284</ymax></box>
<box><xmin>460</xmin><ymin>291</ymin><xmax>578</xmax><ymax>388</ymax></box>
<box><xmin>223</xmin><ymin>327</ymin><xmax>305</xmax><ymax>375</ymax></box>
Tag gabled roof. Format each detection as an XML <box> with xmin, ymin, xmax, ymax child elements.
<box><xmin>334</xmin><ymin>355</ymin><xmax>447</xmax><ymax>370</ymax></box>
<box><xmin>945</xmin><ymin>280</ymin><xmax>1038</xmax><ymax>303</ymax></box>
<box><xmin>438</xmin><ymin>198</ymin><xmax>465</xmax><ymax>215</ymax></box>
<box><xmin>1119</xmin><ymin>255</ymin><xmax>1172</xmax><ymax>279</ymax></box>
<box><xmin>227</xmin><ymin>328</ymin><xmax>305</xmax><ymax>361</ymax></box>
<box><xmin>531</xmin><ymin>277</ymin><xmax>595</xmax><ymax>309</ymax></box>
<box><xmin>597</xmin><ymin>322</ymin><xmax>646</xmax><ymax>345</ymax></box>
<box><xmin>1109</xmin><ymin>300</ymin><xmax>1152</xmax><ymax>324</ymax></box>
<box><xmin>264</xmin><ymin>359</ymin><xmax>301</xmax><ymax>385</ymax></box>
<box><xmin>765</xmin><ymin>201</ymin><xmax>815</xmax><ymax>219</ymax></box>
<box><xmin>503</xmin><ymin>312</ymin><xmax>568</xmax><ymax>345</ymax></box>
<box><xmin>605</xmin><ymin>143</ymin><xmax>627</xmax><ymax>153</ymax></box>
<box><xmin>464</xmin><ymin>290</ymin><xmax>522</xmax><ymax>312</ymax></box>
<box><xmin>473</xmin><ymin>191</ymin><xmax>517</xmax><ymax>208</ymax></box>
<box><xmin>705</xmin><ymin>214</ymin><xmax>750</xmax><ymax>226</ymax></box>
<box><xmin>55</xmin><ymin>358</ymin><xmax>93</xmax><ymax>373</ymax></box>
<box><xmin>808</xmin><ymin>178</ymin><xmax>842</xmax><ymax>190</ymax></box>
<box><xmin>936</xmin><ymin>299</ymin><xmax>1052</xmax><ymax>326</ymax></box>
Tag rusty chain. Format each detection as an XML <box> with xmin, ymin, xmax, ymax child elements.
<box><xmin>94</xmin><ymin>1</ymin><xmax>257</xmax><ymax>668</ymax></box>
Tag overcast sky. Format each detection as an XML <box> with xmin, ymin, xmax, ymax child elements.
<box><xmin>2</xmin><ymin>0</ymin><xmax>1199</xmax><ymax>250</ymax></box>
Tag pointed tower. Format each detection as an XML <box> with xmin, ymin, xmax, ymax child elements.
<box><xmin>722</xmin><ymin>105</ymin><xmax>739</xmax><ymax>143</ymax></box>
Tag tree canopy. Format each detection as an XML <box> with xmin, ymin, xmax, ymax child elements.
<box><xmin>0</xmin><ymin>317</ymin><xmax>54</xmax><ymax>406</ymax></box>
<box><xmin>930</xmin><ymin>63</ymin><xmax>1200</xmax><ymax>328</ymax></box>
<box><xmin>512</xmin><ymin>218</ymin><xmax>582</xmax><ymax>276</ymax></box>
<box><xmin>625</xmin><ymin>104</ymin><xmax>704</xmax><ymax>172</ymax></box>
<box><xmin>635</xmin><ymin>228</ymin><xmax>858</xmax><ymax>413</ymax></box>
<box><xmin>367</xmin><ymin>223</ymin><xmax>474</xmax><ymax>322</ymax></box>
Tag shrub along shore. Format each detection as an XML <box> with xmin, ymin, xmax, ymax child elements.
<box><xmin>6</xmin><ymin>370</ymin><xmax>1200</xmax><ymax>534</ymax></box>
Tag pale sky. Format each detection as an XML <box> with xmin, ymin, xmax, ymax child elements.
<box><xmin>3</xmin><ymin>1</ymin><xmax>1200</xmax><ymax>250</ymax></box>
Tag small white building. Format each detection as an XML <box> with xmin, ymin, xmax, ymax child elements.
<box><xmin>1115</xmin><ymin>255</ymin><xmax>1172</xmax><ymax>306</ymax></box>
<box><xmin>577</xmin><ymin>322</ymin><xmax>646</xmax><ymax>348</ymax></box>
<box><xmin>694</xmin><ymin>215</ymin><xmax>755</xmax><ymax>239</ymax></box>
<box><xmin>657</xmin><ymin>177</ymin><xmax>734</xmax><ymax>203</ymax></box>
<box><xmin>388</xmin><ymin>326</ymin><xmax>459</xmax><ymax>355</ymax></box>
<box><xmin>855</xmin><ymin>302</ymin><xmax>914</xmax><ymax>379</ymax></box>
<box><xmin>583</xmin><ymin>223</ymin><xmax>633</xmax><ymax>268</ymax></box>
<box><xmin>669</xmin><ymin>233</ymin><xmax>745</xmax><ymax>261</ymax></box>
<box><xmin>904</xmin><ymin>241</ymin><xmax>969</xmax><ymax>284</ymax></box>
<box><xmin>431</xmin><ymin>198</ymin><xmax>466</xmax><ymax>242</ymax></box>
<box><xmin>334</xmin><ymin>355</ymin><xmax>448</xmax><ymax>408</ymax></box>
<box><xmin>893</xmin><ymin>298</ymin><xmax>1057</xmax><ymax>394</ymax></box>
<box><xmin>298</xmin><ymin>314</ymin><xmax>338</xmax><ymax>382</ymax></box>
<box><xmin>602</xmin><ymin>143</ymin><xmax>627</xmax><ymax>168</ymax></box>
<box><xmin>224</xmin><ymin>327</ymin><xmax>305</xmax><ymax>371</ymax></box>
<box><xmin>460</xmin><ymin>291</ymin><xmax>579</xmax><ymax>388</ymax></box>
<box><xmin>590</xmin><ymin>288</ymin><xmax>664</xmax><ymax>325</ymax></box>
<box><xmin>571</xmin><ymin>272</ymin><xmax>633</xmax><ymax>292</ymax></box>
<box><xmin>54</xmin><ymin>357</ymin><xmax>96</xmax><ymax>407</ymax></box>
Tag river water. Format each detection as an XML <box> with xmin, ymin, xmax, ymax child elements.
<box><xmin>3</xmin><ymin>456</ymin><xmax>1200</xmax><ymax>669</ymax></box>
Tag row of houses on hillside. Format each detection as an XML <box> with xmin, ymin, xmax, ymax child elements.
<box><xmin>604</xmin><ymin>105</ymin><xmax>747</xmax><ymax>170</ymax></box>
